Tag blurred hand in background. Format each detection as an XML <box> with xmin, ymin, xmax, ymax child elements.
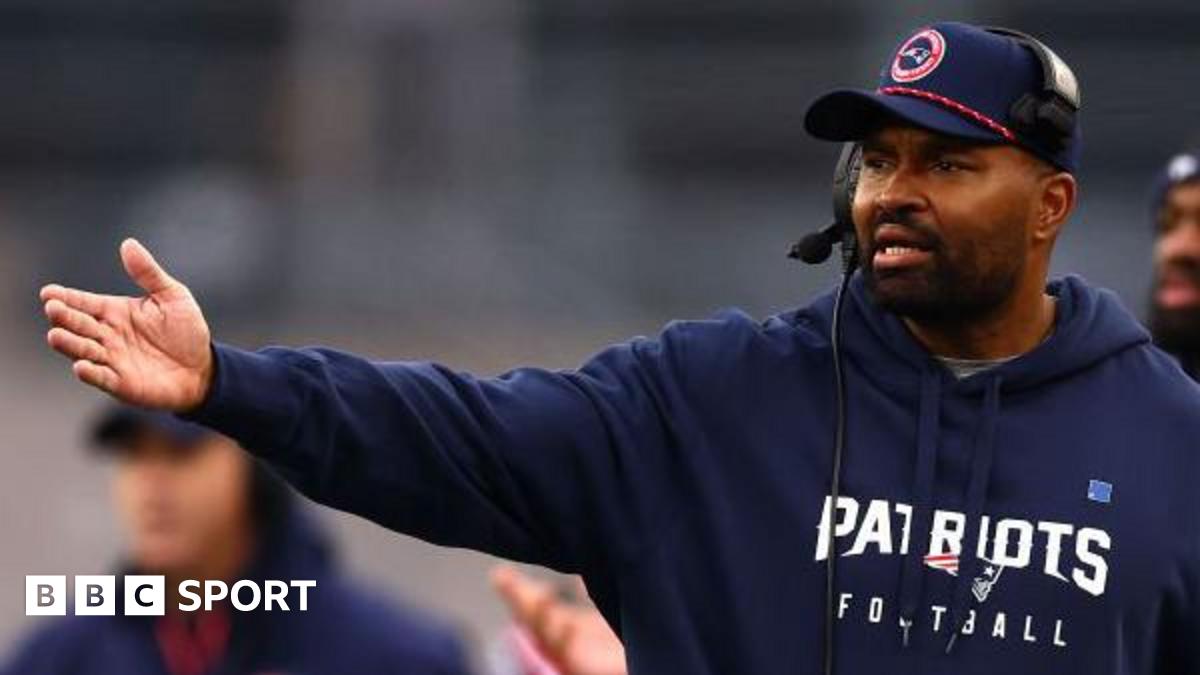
<box><xmin>491</xmin><ymin>566</ymin><xmax>626</xmax><ymax>675</ymax></box>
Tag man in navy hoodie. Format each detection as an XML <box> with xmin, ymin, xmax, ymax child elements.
<box><xmin>38</xmin><ymin>21</ymin><xmax>1200</xmax><ymax>675</ymax></box>
<box><xmin>2</xmin><ymin>407</ymin><xmax>470</xmax><ymax>675</ymax></box>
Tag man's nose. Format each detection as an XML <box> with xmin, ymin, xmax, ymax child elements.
<box><xmin>1158</xmin><ymin>220</ymin><xmax>1200</xmax><ymax>263</ymax></box>
<box><xmin>873</xmin><ymin>167</ymin><xmax>927</xmax><ymax>218</ymax></box>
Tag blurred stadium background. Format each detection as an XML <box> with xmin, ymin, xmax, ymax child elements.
<box><xmin>2</xmin><ymin>0</ymin><xmax>1197</xmax><ymax>669</ymax></box>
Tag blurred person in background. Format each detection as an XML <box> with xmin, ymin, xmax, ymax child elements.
<box><xmin>1148</xmin><ymin>150</ymin><xmax>1200</xmax><ymax>379</ymax></box>
<box><xmin>2</xmin><ymin>406</ymin><xmax>471</xmax><ymax>675</ymax></box>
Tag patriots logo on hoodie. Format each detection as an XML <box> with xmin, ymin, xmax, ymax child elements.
<box><xmin>970</xmin><ymin>558</ymin><xmax>1007</xmax><ymax>602</ymax></box>
<box><xmin>814</xmin><ymin>496</ymin><xmax>1111</xmax><ymax>598</ymax></box>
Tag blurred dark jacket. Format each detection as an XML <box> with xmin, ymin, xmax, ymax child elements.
<box><xmin>2</xmin><ymin>483</ymin><xmax>472</xmax><ymax>675</ymax></box>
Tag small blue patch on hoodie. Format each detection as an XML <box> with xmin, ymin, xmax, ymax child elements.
<box><xmin>1087</xmin><ymin>479</ymin><xmax>1113</xmax><ymax>504</ymax></box>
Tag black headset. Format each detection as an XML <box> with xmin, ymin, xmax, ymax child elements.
<box><xmin>788</xmin><ymin>142</ymin><xmax>861</xmax><ymax>268</ymax></box>
<box><xmin>790</xmin><ymin>27</ymin><xmax>1079</xmax><ymax>675</ymax></box>
<box><xmin>983</xmin><ymin>26</ymin><xmax>1081</xmax><ymax>154</ymax></box>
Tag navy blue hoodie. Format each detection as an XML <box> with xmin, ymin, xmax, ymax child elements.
<box><xmin>181</xmin><ymin>273</ymin><xmax>1200</xmax><ymax>674</ymax></box>
<box><xmin>2</xmin><ymin>507</ymin><xmax>470</xmax><ymax>675</ymax></box>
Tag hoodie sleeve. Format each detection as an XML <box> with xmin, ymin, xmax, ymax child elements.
<box><xmin>184</xmin><ymin>326</ymin><xmax>694</xmax><ymax>572</ymax></box>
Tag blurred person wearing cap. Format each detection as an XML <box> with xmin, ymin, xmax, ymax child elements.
<box><xmin>39</xmin><ymin>21</ymin><xmax>1200</xmax><ymax>675</ymax></box>
<box><xmin>2</xmin><ymin>407</ymin><xmax>471</xmax><ymax>675</ymax></box>
<box><xmin>1148</xmin><ymin>151</ymin><xmax>1200</xmax><ymax>379</ymax></box>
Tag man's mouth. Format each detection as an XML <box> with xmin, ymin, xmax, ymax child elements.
<box><xmin>1157</xmin><ymin>272</ymin><xmax>1200</xmax><ymax>309</ymax></box>
<box><xmin>1156</xmin><ymin>257</ymin><xmax>1200</xmax><ymax>309</ymax></box>
<box><xmin>872</xmin><ymin>225</ymin><xmax>935</xmax><ymax>272</ymax></box>
<box><xmin>874</xmin><ymin>245</ymin><xmax>933</xmax><ymax>270</ymax></box>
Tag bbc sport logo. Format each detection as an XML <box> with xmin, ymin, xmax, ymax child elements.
<box><xmin>26</xmin><ymin>575</ymin><xmax>316</xmax><ymax>616</ymax></box>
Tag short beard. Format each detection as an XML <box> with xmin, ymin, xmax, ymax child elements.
<box><xmin>861</xmin><ymin>230</ymin><xmax>1023</xmax><ymax>323</ymax></box>
<box><xmin>1148</xmin><ymin>301</ymin><xmax>1200</xmax><ymax>362</ymax></box>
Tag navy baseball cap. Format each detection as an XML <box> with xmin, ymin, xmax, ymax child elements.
<box><xmin>804</xmin><ymin>22</ymin><xmax>1082</xmax><ymax>173</ymax></box>
<box><xmin>1149</xmin><ymin>151</ymin><xmax>1200</xmax><ymax>225</ymax></box>
<box><xmin>90</xmin><ymin>404</ymin><xmax>212</xmax><ymax>452</ymax></box>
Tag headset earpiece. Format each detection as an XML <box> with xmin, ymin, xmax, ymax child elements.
<box><xmin>832</xmin><ymin>143</ymin><xmax>862</xmax><ymax>270</ymax></box>
<box><xmin>983</xmin><ymin>26</ymin><xmax>1080</xmax><ymax>154</ymax></box>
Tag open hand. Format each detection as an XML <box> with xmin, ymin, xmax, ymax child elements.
<box><xmin>41</xmin><ymin>238</ymin><xmax>213</xmax><ymax>411</ymax></box>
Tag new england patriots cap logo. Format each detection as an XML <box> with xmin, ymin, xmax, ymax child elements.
<box><xmin>890</xmin><ymin>28</ymin><xmax>946</xmax><ymax>83</ymax></box>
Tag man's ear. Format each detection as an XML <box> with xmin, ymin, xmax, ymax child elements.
<box><xmin>1034</xmin><ymin>171</ymin><xmax>1077</xmax><ymax>244</ymax></box>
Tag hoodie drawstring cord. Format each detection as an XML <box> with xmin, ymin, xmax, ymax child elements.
<box><xmin>944</xmin><ymin>375</ymin><xmax>1003</xmax><ymax>654</ymax></box>
<box><xmin>896</xmin><ymin>369</ymin><xmax>941</xmax><ymax>647</ymax></box>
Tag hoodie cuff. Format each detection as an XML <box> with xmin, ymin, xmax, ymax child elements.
<box><xmin>178</xmin><ymin>342</ymin><xmax>298</xmax><ymax>460</ymax></box>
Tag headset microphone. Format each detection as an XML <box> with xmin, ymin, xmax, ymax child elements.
<box><xmin>789</xmin><ymin>142</ymin><xmax>862</xmax><ymax>271</ymax></box>
<box><xmin>788</xmin><ymin>221</ymin><xmax>840</xmax><ymax>264</ymax></box>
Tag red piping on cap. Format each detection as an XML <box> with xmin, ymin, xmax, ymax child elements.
<box><xmin>878</xmin><ymin>86</ymin><xmax>1016</xmax><ymax>142</ymax></box>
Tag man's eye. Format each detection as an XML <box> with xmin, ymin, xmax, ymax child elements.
<box><xmin>933</xmin><ymin>160</ymin><xmax>963</xmax><ymax>172</ymax></box>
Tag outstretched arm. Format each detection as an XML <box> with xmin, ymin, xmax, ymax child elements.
<box><xmin>41</xmin><ymin>241</ymin><xmax>685</xmax><ymax>572</ymax></box>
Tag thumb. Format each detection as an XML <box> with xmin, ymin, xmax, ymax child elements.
<box><xmin>120</xmin><ymin>238</ymin><xmax>176</xmax><ymax>295</ymax></box>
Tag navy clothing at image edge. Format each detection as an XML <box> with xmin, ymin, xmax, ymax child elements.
<box><xmin>181</xmin><ymin>273</ymin><xmax>1200</xmax><ymax>674</ymax></box>
<box><xmin>2</xmin><ymin>507</ymin><xmax>471</xmax><ymax>675</ymax></box>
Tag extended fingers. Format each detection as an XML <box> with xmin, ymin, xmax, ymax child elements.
<box><xmin>491</xmin><ymin>566</ymin><xmax>577</xmax><ymax>657</ymax></box>
<box><xmin>44</xmin><ymin>298</ymin><xmax>112</xmax><ymax>343</ymax></box>
<box><xmin>72</xmin><ymin>360</ymin><xmax>120</xmax><ymax>393</ymax></box>
<box><xmin>492</xmin><ymin>566</ymin><xmax>551</xmax><ymax>621</ymax></box>
<box><xmin>40</xmin><ymin>284</ymin><xmax>110</xmax><ymax>317</ymax></box>
<box><xmin>47</xmin><ymin>328</ymin><xmax>109</xmax><ymax>364</ymax></box>
<box><xmin>536</xmin><ymin>604</ymin><xmax>579</xmax><ymax>660</ymax></box>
